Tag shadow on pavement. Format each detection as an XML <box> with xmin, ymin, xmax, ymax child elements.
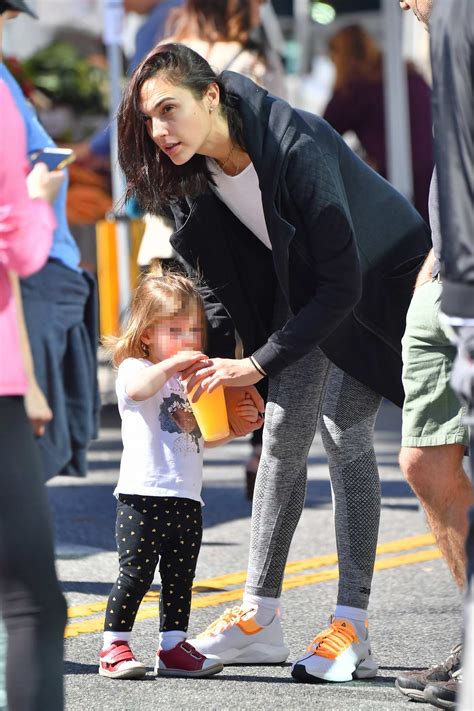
<box><xmin>64</xmin><ymin>661</ymin><xmax>100</xmax><ymax>675</ymax></box>
<box><xmin>49</xmin><ymin>474</ymin><xmax>416</xmax><ymax>552</ymax></box>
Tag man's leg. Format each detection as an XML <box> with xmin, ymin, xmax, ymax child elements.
<box><xmin>396</xmin><ymin>280</ymin><xmax>469</xmax><ymax>700</ymax></box>
<box><xmin>399</xmin><ymin>444</ymin><xmax>473</xmax><ymax>589</ymax></box>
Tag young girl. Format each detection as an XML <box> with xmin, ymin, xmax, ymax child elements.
<box><xmin>99</xmin><ymin>267</ymin><xmax>259</xmax><ymax>679</ymax></box>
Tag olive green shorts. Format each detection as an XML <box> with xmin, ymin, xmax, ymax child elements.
<box><xmin>401</xmin><ymin>280</ymin><xmax>469</xmax><ymax>447</ymax></box>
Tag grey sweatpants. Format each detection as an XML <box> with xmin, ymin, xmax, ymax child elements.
<box><xmin>246</xmin><ymin>345</ymin><xmax>382</xmax><ymax>610</ymax></box>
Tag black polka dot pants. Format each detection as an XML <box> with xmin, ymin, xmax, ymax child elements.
<box><xmin>104</xmin><ymin>494</ymin><xmax>202</xmax><ymax>634</ymax></box>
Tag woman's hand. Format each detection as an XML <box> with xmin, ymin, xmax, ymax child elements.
<box><xmin>26</xmin><ymin>163</ymin><xmax>65</xmax><ymax>204</ymax></box>
<box><xmin>181</xmin><ymin>357</ymin><xmax>264</xmax><ymax>400</ymax></box>
<box><xmin>24</xmin><ymin>377</ymin><xmax>53</xmax><ymax>437</ymax></box>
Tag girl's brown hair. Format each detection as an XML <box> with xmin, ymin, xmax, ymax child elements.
<box><xmin>329</xmin><ymin>24</ymin><xmax>383</xmax><ymax>91</ymax></box>
<box><xmin>117</xmin><ymin>43</ymin><xmax>245</xmax><ymax>214</ymax></box>
<box><xmin>166</xmin><ymin>0</ymin><xmax>256</xmax><ymax>44</ymax></box>
<box><xmin>103</xmin><ymin>263</ymin><xmax>205</xmax><ymax>367</ymax></box>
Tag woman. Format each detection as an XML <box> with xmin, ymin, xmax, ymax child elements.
<box><xmin>0</xmin><ymin>4</ymin><xmax>68</xmax><ymax>709</ymax></box>
<box><xmin>324</xmin><ymin>24</ymin><xmax>433</xmax><ymax>223</ymax></box>
<box><xmin>164</xmin><ymin>0</ymin><xmax>285</xmax><ymax>97</ymax></box>
<box><xmin>117</xmin><ymin>43</ymin><xmax>431</xmax><ymax>683</ymax></box>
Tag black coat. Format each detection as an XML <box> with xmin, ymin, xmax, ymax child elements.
<box><xmin>170</xmin><ymin>72</ymin><xmax>431</xmax><ymax>407</ymax></box>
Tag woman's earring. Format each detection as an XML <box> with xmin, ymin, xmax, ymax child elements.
<box><xmin>209</xmin><ymin>105</ymin><xmax>214</xmax><ymax>113</ymax></box>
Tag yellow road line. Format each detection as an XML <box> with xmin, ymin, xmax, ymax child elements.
<box><xmin>64</xmin><ymin>539</ymin><xmax>440</xmax><ymax>639</ymax></box>
<box><xmin>67</xmin><ymin>533</ymin><xmax>435</xmax><ymax>621</ymax></box>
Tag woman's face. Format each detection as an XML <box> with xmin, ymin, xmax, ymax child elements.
<box><xmin>139</xmin><ymin>75</ymin><xmax>217</xmax><ymax>165</ymax></box>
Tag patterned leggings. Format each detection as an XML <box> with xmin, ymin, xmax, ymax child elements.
<box><xmin>105</xmin><ymin>495</ymin><xmax>202</xmax><ymax>634</ymax></box>
<box><xmin>246</xmin><ymin>346</ymin><xmax>382</xmax><ymax>609</ymax></box>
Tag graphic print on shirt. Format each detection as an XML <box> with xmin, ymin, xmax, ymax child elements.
<box><xmin>159</xmin><ymin>392</ymin><xmax>202</xmax><ymax>454</ymax></box>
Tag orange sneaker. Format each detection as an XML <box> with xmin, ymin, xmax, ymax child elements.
<box><xmin>291</xmin><ymin>617</ymin><xmax>378</xmax><ymax>683</ymax></box>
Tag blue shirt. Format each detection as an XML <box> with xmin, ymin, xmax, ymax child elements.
<box><xmin>0</xmin><ymin>64</ymin><xmax>81</xmax><ymax>272</ymax></box>
<box><xmin>90</xmin><ymin>0</ymin><xmax>182</xmax><ymax>156</ymax></box>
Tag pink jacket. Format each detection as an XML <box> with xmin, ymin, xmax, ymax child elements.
<box><xmin>0</xmin><ymin>80</ymin><xmax>55</xmax><ymax>396</ymax></box>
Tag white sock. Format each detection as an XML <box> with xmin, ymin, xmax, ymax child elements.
<box><xmin>160</xmin><ymin>630</ymin><xmax>187</xmax><ymax>651</ymax></box>
<box><xmin>103</xmin><ymin>631</ymin><xmax>131</xmax><ymax>648</ymax></box>
<box><xmin>243</xmin><ymin>593</ymin><xmax>281</xmax><ymax>626</ymax></box>
<box><xmin>334</xmin><ymin>605</ymin><xmax>368</xmax><ymax>639</ymax></box>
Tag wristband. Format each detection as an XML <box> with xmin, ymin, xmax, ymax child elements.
<box><xmin>249</xmin><ymin>355</ymin><xmax>266</xmax><ymax>377</ymax></box>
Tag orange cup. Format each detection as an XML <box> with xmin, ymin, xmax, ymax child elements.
<box><xmin>187</xmin><ymin>384</ymin><xmax>230</xmax><ymax>442</ymax></box>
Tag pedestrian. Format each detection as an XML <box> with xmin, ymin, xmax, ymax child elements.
<box><xmin>394</xmin><ymin>2</ymin><xmax>472</xmax><ymax>706</ymax></box>
<box><xmin>117</xmin><ymin>42</ymin><xmax>431</xmax><ymax>683</ymax></box>
<box><xmin>98</xmin><ymin>266</ymin><xmax>261</xmax><ymax>679</ymax></box>
<box><xmin>0</xmin><ymin>4</ymin><xmax>68</xmax><ymax>709</ymax></box>
<box><xmin>0</xmin><ymin>34</ymin><xmax>100</xmax><ymax>481</ymax></box>
<box><xmin>323</xmin><ymin>23</ymin><xmax>433</xmax><ymax>222</ymax></box>
<box><xmin>429</xmin><ymin>2</ymin><xmax>474</xmax><ymax>708</ymax></box>
<box><xmin>163</xmin><ymin>0</ymin><xmax>285</xmax><ymax>97</ymax></box>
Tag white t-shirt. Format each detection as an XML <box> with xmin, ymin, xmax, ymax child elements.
<box><xmin>114</xmin><ymin>358</ymin><xmax>204</xmax><ymax>504</ymax></box>
<box><xmin>207</xmin><ymin>159</ymin><xmax>272</xmax><ymax>250</ymax></box>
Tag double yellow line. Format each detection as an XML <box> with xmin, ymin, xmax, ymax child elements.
<box><xmin>65</xmin><ymin>533</ymin><xmax>439</xmax><ymax>639</ymax></box>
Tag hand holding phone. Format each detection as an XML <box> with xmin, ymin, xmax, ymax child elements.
<box><xmin>26</xmin><ymin>163</ymin><xmax>65</xmax><ymax>204</ymax></box>
<box><xmin>29</xmin><ymin>147</ymin><xmax>76</xmax><ymax>171</ymax></box>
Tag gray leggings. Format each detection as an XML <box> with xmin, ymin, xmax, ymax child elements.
<box><xmin>246</xmin><ymin>346</ymin><xmax>382</xmax><ymax>609</ymax></box>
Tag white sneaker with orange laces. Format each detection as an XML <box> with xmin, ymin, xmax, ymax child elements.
<box><xmin>188</xmin><ymin>605</ymin><xmax>289</xmax><ymax>665</ymax></box>
<box><xmin>291</xmin><ymin>617</ymin><xmax>379</xmax><ymax>683</ymax></box>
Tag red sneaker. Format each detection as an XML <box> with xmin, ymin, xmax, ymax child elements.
<box><xmin>99</xmin><ymin>640</ymin><xmax>147</xmax><ymax>679</ymax></box>
<box><xmin>155</xmin><ymin>640</ymin><xmax>223</xmax><ymax>678</ymax></box>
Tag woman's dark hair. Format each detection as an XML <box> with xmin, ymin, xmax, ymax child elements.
<box><xmin>118</xmin><ymin>43</ymin><xmax>245</xmax><ymax>214</ymax></box>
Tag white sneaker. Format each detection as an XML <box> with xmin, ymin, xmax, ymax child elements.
<box><xmin>188</xmin><ymin>605</ymin><xmax>289</xmax><ymax>665</ymax></box>
<box><xmin>291</xmin><ymin>617</ymin><xmax>379</xmax><ymax>683</ymax></box>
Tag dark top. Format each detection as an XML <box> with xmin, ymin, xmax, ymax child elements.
<box><xmin>324</xmin><ymin>69</ymin><xmax>434</xmax><ymax>223</ymax></box>
<box><xmin>431</xmin><ymin>0</ymin><xmax>474</xmax><ymax>318</ymax></box>
<box><xmin>169</xmin><ymin>72</ymin><xmax>431</xmax><ymax>407</ymax></box>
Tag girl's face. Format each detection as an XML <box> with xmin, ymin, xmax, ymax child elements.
<box><xmin>141</xmin><ymin>310</ymin><xmax>204</xmax><ymax>362</ymax></box>
<box><xmin>139</xmin><ymin>76</ymin><xmax>218</xmax><ymax>165</ymax></box>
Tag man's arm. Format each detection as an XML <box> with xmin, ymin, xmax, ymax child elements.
<box><xmin>431</xmin><ymin>0</ymin><xmax>474</xmax><ymax>320</ymax></box>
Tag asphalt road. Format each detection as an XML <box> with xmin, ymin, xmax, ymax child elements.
<box><xmin>48</xmin><ymin>400</ymin><xmax>462</xmax><ymax>710</ymax></box>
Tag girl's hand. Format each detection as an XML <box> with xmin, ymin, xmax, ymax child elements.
<box><xmin>234</xmin><ymin>395</ymin><xmax>259</xmax><ymax>423</ymax></box>
<box><xmin>181</xmin><ymin>357</ymin><xmax>264</xmax><ymax>401</ymax></box>
<box><xmin>225</xmin><ymin>386</ymin><xmax>264</xmax><ymax>436</ymax></box>
<box><xmin>169</xmin><ymin>351</ymin><xmax>209</xmax><ymax>375</ymax></box>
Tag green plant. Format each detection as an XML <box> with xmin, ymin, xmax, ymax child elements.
<box><xmin>23</xmin><ymin>42</ymin><xmax>109</xmax><ymax>114</ymax></box>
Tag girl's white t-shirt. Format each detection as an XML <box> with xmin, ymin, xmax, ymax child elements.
<box><xmin>114</xmin><ymin>358</ymin><xmax>204</xmax><ymax>504</ymax></box>
<box><xmin>207</xmin><ymin>159</ymin><xmax>272</xmax><ymax>250</ymax></box>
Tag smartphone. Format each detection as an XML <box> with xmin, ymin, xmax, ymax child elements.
<box><xmin>29</xmin><ymin>147</ymin><xmax>76</xmax><ymax>171</ymax></box>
